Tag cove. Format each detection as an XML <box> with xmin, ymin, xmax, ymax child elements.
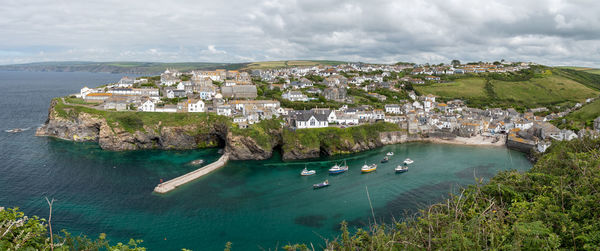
<box><xmin>2</xmin><ymin>138</ymin><xmax>531</xmax><ymax>250</ymax></box>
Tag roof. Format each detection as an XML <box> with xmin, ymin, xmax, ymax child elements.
<box><xmin>293</xmin><ymin>110</ymin><xmax>329</xmax><ymax>122</ymax></box>
<box><xmin>86</xmin><ymin>93</ymin><xmax>112</xmax><ymax>97</ymax></box>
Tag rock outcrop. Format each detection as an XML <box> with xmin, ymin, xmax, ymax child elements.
<box><xmin>37</xmin><ymin>99</ymin><xmax>421</xmax><ymax>160</ymax></box>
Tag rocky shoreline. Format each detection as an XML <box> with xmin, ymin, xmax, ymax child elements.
<box><xmin>36</xmin><ymin>99</ymin><xmax>508</xmax><ymax>161</ymax></box>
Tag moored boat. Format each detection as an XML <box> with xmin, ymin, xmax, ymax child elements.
<box><xmin>313</xmin><ymin>180</ymin><xmax>329</xmax><ymax>189</ymax></box>
<box><xmin>301</xmin><ymin>166</ymin><xmax>316</xmax><ymax>176</ymax></box>
<box><xmin>403</xmin><ymin>158</ymin><xmax>414</xmax><ymax>165</ymax></box>
<box><xmin>381</xmin><ymin>156</ymin><xmax>389</xmax><ymax>163</ymax></box>
<box><xmin>395</xmin><ymin>164</ymin><xmax>408</xmax><ymax>173</ymax></box>
<box><xmin>328</xmin><ymin>160</ymin><xmax>348</xmax><ymax>174</ymax></box>
<box><xmin>361</xmin><ymin>163</ymin><xmax>377</xmax><ymax>173</ymax></box>
<box><xmin>386</xmin><ymin>152</ymin><xmax>394</xmax><ymax>156</ymax></box>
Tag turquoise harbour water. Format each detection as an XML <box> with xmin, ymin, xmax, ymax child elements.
<box><xmin>0</xmin><ymin>71</ymin><xmax>532</xmax><ymax>250</ymax></box>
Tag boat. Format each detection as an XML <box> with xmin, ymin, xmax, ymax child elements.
<box><xmin>300</xmin><ymin>166</ymin><xmax>316</xmax><ymax>176</ymax></box>
<box><xmin>386</xmin><ymin>152</ymin><xmax>394</xmax><ymax>156</ymax></box>
<box><xmin>328</xmin><ymin>160</ymin><xmax>348</xmax><ymax>174</ymax></box>
<box><xmin>5</xmin><ymin>128</ymin><xmax>24</xmax><ymax>133</ymax></box>
<box><xmin>381</xmin><ymin>156</ymin><xmax>389</xmax><ymax>163</ymax></box>
<box><xmin>403</xmin><ymin>158</ymin><xmax>414</xmax><ymax>165</ymax></box>
<box><xmin>313</xmin><ymin>180</ymin><xmax>329</xmax><ymax>189</ymax></box>
<box><xmin>395</xmin><ymin>164</ymin><xmax>408</xmax><ymax>173</ymax></box>
<box><xmin>189</xmin><ymin>159</ymin><xmax>204</xmax><ymax>165</ymax></box>
<box><xmin>361</xmin><ymin>162</ymin><xmax>377</xmax><ymax>173</ymax></box>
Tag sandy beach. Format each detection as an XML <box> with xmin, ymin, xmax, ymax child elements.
<box><xmin>424</xmin><ymin>134</ymin><xmax>506</xmax><ymax>147</ymax></box>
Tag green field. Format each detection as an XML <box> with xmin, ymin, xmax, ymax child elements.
<box><xmin>555</xmin><ymin>98</ymin><xmax>600</xmax><ymax>130</ymax></box>
<box><xmin>414</xmin><ymin>73</ymin><xmax>598</xmax><ymax>109</ymax></box>
<box><xmin>244</xmin><ymin>60</ymin><xmax>346</xmax><ymax>69</ymax></box>
<box><xmin>414</xmin><ymin>78</ymin><xmax>488</xmax><ymax>99</ymax></box>
<box><xmin>491</xmin><ymin>75</ymin><xmax>597</xmax><ymax>105</ymax></box>
<box><xmin>557</xmin><ymin>66</ymin><xmax>600</xmax><ymax>75</ymax></box>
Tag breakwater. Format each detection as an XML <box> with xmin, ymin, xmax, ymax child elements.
<box><xmin>154</xmin><ymin>153</ymin><xmax>229</xmax><ymax>194</ymax></box>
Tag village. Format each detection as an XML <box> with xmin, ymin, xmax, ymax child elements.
<box><xmin>74</xmin><ymin>61</ymin><xmax>600</xmax><ymax>153</ymax></box>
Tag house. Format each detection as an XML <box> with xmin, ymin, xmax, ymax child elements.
<box><xmin>160</xmin><ymin>69</ymin><xmax>180</xmax><ymax>86</ymax></box>
<box><xmin>335</xmin><ymin>112</ymin><xmax>359</xmax><ymax>125</ymax></box>
<box><xmin>140</xmin><ymin>99</ymin><xmax>155</xmax><ymax>112</ymax></box>
<box><xmin>117</xmin><ymin>76</ymin><xmax>134</xmax><ymax>87</ymax></box>
<box><xmin>323</xmin><ymin>87</ymin><xmax>347</xmax><ymax>102</ymax></box>
<box><xmin>282</xmin><ymin>91</ymin><xmax>308</xmax><ymax>102</ymax></box>
<box><xmin>187</xmin><ymin>99</ymin><xmax>205</xmax><ymax>113</ymax></box>
<box><xmin>80</xmin><ymin>87</ymin><xmax>93</xmax><ymax>98</ymax></box>
<box><xmin>221</xmin><ymin>85</ymin><xmax>258</xmax><ymax>99</ymax></box>
<box><xmin>424</xmin><ymin>75</ymin><xmax>441</xmax><ymax>81</ymax></box>
<box><xmin>216</xmin><ymin>105</ymin><xmax>233</xmax><ymax>117</ymax></box>
<box><xmin>166</xmin><ymin>89</ymin><xmax>186</xmax><ymax>99</ymax></box>
<box><xmin>103</xmin><ymin>96</ymin><xmax>129</xmax><ymax>111</ymax></box>
<box><xmin>290</xmin><ymin>110</ymin><xmax>329</xmax><ymax>129</ymax></box>
<box><xmin>155</xmin><ymin>105</ymin><xmax>178</xmax><ymax>113</ymax></box>
<box><xmin>84</xmin><ymin>93</ymin><xmax>112</xmax><ymax>102</ymax></box>
<box><xmin>385</xmin><ymin>104</ymin><xmax>402</xmax><ymax>114</ymax></box>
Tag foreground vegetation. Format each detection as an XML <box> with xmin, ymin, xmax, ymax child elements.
<box><xmin>286</xmin><ymin>137</ymin><xmax>600</xmax><ymax>250</ymax></box>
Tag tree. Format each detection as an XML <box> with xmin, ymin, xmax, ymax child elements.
<box><xmin>451</xmin><ymin>59</ymin><xmax>461</xmax><ymax>66</ymax></box>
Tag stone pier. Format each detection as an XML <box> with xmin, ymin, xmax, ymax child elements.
<box><xmin>154</xmin><ymin>153</ymin><xmax>229</xmax><ymax>194</ymax></box>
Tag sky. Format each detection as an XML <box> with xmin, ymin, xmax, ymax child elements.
<box><xmin>1</xmin><ymin>0</ymin><xmax>599</xmax><ymax>67</ymax></box>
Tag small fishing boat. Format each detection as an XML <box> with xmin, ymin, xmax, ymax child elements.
<box><xmin>381</xmin><ymin>156</ymin><xmax>389</xmax><ymax>163</ymax></box>
<box><xmin>189</xmin><ymin>159</ymin><xmax>204</xmax><ymax>165</ymax></box>
<box><xmin>403</xmin><ymin>158</ymin><xmax>414</xmax><ymax>165</ymax></box>
<box><xmin>386</xmin><ymin>152</ymin><xmax>394</xmax><ymax>156</ymax></box>
<box><xmin>395</xmin><ymin>164</ymin><xmax>408</xmax><ymax>173</ymax></box>
<box><xmin>313</xmin><ymin>180</ymin><xmax>329</xmax><ymax>189</ymax></box>
<box><xmin>5</xmin><ymin>128</ymin><xmax>24</xmax><ymax>133</ymax></box>
<box><xmin>361</xmin><ymin>162</ymin><xmax>377</xmax><ymax>173</ymax></box>
<box><xmin>328</xmin><ymin>160</ymin><xmax>348</xmax><ymax>174</ymax></box>
<box><xmin>301</xmin><ymin>166</ymin><xmax>316</xmax><ymax>176</ymax></box>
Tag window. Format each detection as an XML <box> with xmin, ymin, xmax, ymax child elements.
<box><xmin>310</xmin><ymin>118</ymin><xmax>316</xmax><ymax>127</ymax></box>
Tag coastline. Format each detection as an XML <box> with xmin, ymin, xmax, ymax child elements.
<box><xmin>422</xmin><ymin>134</ymin><xmax>506</xmax><ymax>147</ymax></box>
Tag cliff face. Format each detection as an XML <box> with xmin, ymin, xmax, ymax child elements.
<box><xmin>37</xmin><ymin>100</ymin><xmax>413</xmax><ymax>160</ymax></box>
<box><xmin>36</xmin><ymin>99</ymin><xmax>224</xmax><ymax>151</ymax></box>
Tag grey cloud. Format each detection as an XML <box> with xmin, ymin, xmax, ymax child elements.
<box><xmin>0</xmin><ymin>0</ymin><xmax>599</xmax><ymax>66</ymax></box>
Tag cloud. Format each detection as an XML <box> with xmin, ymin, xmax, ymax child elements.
<box><xmin>0</xmin><ymin>0</ymin><xmax>598</xmax><ymax>66</ymax></box>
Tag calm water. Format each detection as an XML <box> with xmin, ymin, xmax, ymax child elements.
<box><xmin>0</xmin><ymin>71</ymin><xmax>532</xmax><ymax>250</ymax></box>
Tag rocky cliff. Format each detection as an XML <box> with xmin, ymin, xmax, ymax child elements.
<box><xmin>37</xmin><ymin>99</ymin><xmax>415</xmax><ymax>160</ymax></box>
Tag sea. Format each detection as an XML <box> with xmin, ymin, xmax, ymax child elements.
<box><xmin>0</xmin><ymin>70</ymin><xmax>532</xmax><ymax>250</ymax></box>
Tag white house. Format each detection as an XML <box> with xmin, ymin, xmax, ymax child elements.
<box><xmin>177</xmin><ymin>82</ymin><xmax>185</xmax><ymax>90</ymax></box>
<box><xmin>282</xmin><ymin>91</ymin><xmax>308</xmax><ymax>102</ymax></box>
<box><xmin>187</xmin><ymin>99</ymin><xmax>205</xmax><ymax>113</ymax></box>
<box><xmin>385</xmin><ymin>104</ymin><xmax>402</xmax><ymax>114</ymax></box>
<box><xmin>217</xmin><ymin>105</ymin><xmax>232</xmax><ymax>117</ymax></box>
<box><xmin>140</xmin><ymin>100</ymin><xmax>155</xmax><ymax>112</ymax></box>
<box><xmin>80</xmin><ymin>87</ymin><xmax>93</xmax><ymax>98</ymax></box>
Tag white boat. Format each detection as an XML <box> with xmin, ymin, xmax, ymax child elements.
<box><xmin>403</xmin><ymin>158</ymin><xmax>414</xmax><ymax>165</ymax></box>
<box><xmin>386</xmin><ymin>152</ymin><xmax>394</xmax><ymax>156</ymax></box>
<box><xmin>395</xmin><ymin>164</ymin><xmax>408</xmax><ymax>173</ymax></box>
<box><xmin>329</xmin><ymin>160</ymin><xmax>348</xmax><ymax>174</ymax></box>
<box><xmin>301</xmin><ymin>167</ymin><xmax>316</xmax><ymax>176</ymax></box>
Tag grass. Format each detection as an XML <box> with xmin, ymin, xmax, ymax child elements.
<box><xmin>54</xmin><ymin>98</ymin><xmax>229</xmax><ymax>134</ymax></box>
<box><xmin>557</xmin><ymin>66</ymin><xmax>600</xmax><ymax>75</ymax></box>
<box><xmin>413</xmin><ymin>72</ymin><xmax>599</xmax><ymax>109</ymax></box>
<box><xmin>554</xmin><ymin>98</ymin><xmax>600</xmax><ymax>130</ymax></box>
<box><xmin>64</xmin><ymin>97</ymin><xmax>97</xmax><ymax>105</ymax></box>
<box><xmin>413</xmin><ymin>78</ymin><xmax>488</xmax><ymax>99</ymax></box>
<box><xmin>230</xmin><ymin>119</ymin><xmax>283</xmax><ymax>149</ymax></box>
<box><xmin>282</xmin><ymin>122</ymin><xmax>402</xmax><ymax>155</ymax></box>
<box><xmin>491</xmin><ymin>75</ymin><xmax>598</xmax><ymax>106</ymax></box>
